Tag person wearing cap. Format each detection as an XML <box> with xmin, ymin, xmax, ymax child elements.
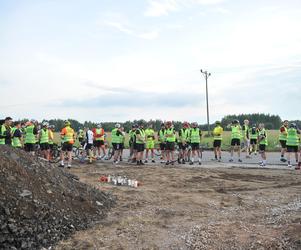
<box><xmin>158</xmin><ymin>123</ymin><xmax>166</xmax><ymax>163</ymax></box>
<box><xmin>286</xmin><ymin>123</ymin><xmax>300</xmax><ymax>168</ymax></box>
<box><xmin>258</xmin><ymin>123</ymin><xmax>268</xmax><ymax>167</ymax></box>
<box><xmin>228</xmin><ymin>120</ymin><xmax>242</xmax><ymax>162</ymax></box>
<box><xmin>279</xmin><ymin>120</ymin><xmax>289</xmax><ymax>162</ymax></box>
<box><xmin>212</xmin><ymin>121</ymin><xmax>223</xmax><ymax>162</ymax></box>
<box><xmin>39</xmin><ymin>122</ymin><xmax>50</xmax><ymax>161</ymax></box>
<box><xmin>11</xmin><ymin>121</ymin><xmax>23</xmax><ymax>148</ymax></box>
<box><xmin>145</xmin><ymin>123</ymin><xmax>156</xmax><ymax>163</ymax></box>
<box><xmin>164</xmin><ymin>121</ymin><xmax>176</xmax><ymax>165</ymax></box>
<box><xmin>93</xmin><ymin>124</ymin><xmax>106</xmax><ymax>159</ymax></box>
<box><xmin>60</xmin><ymin>120</ymin><xmax>75</xmax><ymax>168</ymax></box>
<box><xmin>24</xmin><ymin>120</ymin><xmax>38</xmax><ymax>154</ymax></box>
<box><xmin>111</xmin><ymin>123</ymin><xmax>123</xmax><ymax>164</ymax></box>
<box><xmin>242</xmin><ymin>119</ymin><xmax>251</xmax><ymax>158</ymax></box>
<box><xmin>0</xmin><ymin>117</ymin><xmax>13</xmax><ymax>145</ymax></box>
<box><xmin>135</xmin><ymin>122</ymin><xmax>146</xmax><ymax>165</ymax></box>
<box><xmin>178</xmin><ymin>121</ymin><xmax>190</xmax><ymax>164</ymax></box>
<box><xmin>189</xmin><ymin>122</ymin><xmax>202</xmax><ymax>165</ymax></box>
<box><xmin>248</xmin><ymin>124</ymin><xmax>258</xmax><ymax>156</ymax></box>
<box><xmin>128</xmin><ymin>124</ymin><xmax>138</xmax><ymax>162</ymax></box>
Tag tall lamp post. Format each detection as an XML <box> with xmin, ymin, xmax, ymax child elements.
<box><xmin>200</xmin><ymin>69</ymin><xmax>211</xmax><ymax>135</ymax></box>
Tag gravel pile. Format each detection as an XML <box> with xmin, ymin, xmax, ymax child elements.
<box><xmin>0</xmin><ymin>146</ymin><xmax>116</xmax><ymax>249</ymax></box>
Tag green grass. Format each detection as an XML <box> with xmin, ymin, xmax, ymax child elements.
<box><xmin>54</xmin><ymin>130</ymin><xmax>281</xmax><ymax>151</ymax></box>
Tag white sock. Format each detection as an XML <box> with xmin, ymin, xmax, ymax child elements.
<box><xmin>61</xmin><ymin>160</ymin><xmax>64</xmax><ymax>165</ymax></box>
<box><xmin>263</xmin><ymin>160</ymin><xmax>266</xmax><ymax>164</ymax></box>
<box><xmin>191</xmin><ymin>158</ymin><xmax>194</xmax><ymax>162</ymax></box>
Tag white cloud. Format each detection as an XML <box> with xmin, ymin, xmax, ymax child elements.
<box><xmin>138</xmin><ymin>30</ymin><xmax>159</xmax><ymax>39</ymax></box>
<box><xmin>102</xmin><ymin>20</ymin><xmax>159</xmax><ymax>40</ymax></box>
<box><xmin>144</xmin><ymin>0</ymin><xmax>226</xmax><ymax>17</ymax></box>
<box><xmin>103</xmin><ymin>21</ymin><xmax>134</xmax><ymax>35</ymax></box>
<box><xmin>144</xmin><ymin>0</ymin><xmax>178</xmax><ymax>17</ymax></box>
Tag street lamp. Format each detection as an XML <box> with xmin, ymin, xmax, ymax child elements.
<box><xmin>200</xmin><ymin>69</ymin><xmax>211</xmax><ymax>135</ymax></box>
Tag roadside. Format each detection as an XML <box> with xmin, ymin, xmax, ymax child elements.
<box><xmin>56</xmin><ymin>162</ymin><xmax>301</xmax><ymax>249</ymax></box>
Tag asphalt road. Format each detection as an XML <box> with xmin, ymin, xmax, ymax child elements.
<box><xmin>98</xmin><ymin>149</ymin><xmax>300</xmax><ymax>170</ymax></box>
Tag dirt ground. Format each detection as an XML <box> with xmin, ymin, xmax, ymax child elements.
<box><xmin>55</xmin><ymin>163</ymin><xmax>301</xmax><ymax>250</ymax></box>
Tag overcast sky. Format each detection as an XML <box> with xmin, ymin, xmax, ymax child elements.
<box><xmin>0</xmin><ymin>0</ymin><xmax>301</xmax><ymax>123</ymax></box>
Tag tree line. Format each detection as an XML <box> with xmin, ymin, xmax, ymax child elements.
<box><xmin>44</xmin><ymin>113</ymin><xmax>297</xmax><ymax>132</ymax></box>
<box><xmin>3</xmin><ymin>113</ymin><xmax>299</xmax><ymax>132</ymax></box>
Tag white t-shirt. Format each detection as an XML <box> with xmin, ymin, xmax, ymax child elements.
<box><xmin>86</xmin><ymin>130</ymin><xmax>94</xmax><ymax>144</ymax></box>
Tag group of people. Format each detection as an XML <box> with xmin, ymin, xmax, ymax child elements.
<box><xmin>1</xmin><ymin>117</ymin><xmax>300</xmax><ymax>169</ymax></box>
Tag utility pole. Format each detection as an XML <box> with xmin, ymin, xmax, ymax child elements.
<box><xmin>200</xmin><ymin>69</ymin><xmax>211</xmax><ymax>135</ymax></box>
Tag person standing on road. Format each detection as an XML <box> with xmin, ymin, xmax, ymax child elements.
<box><xmin>164</xmin><ymin>121</ymin><xmax>176</xmax><ymax>165</ymax></box>
<box><xmin>93</xmin><ymin>124</ymin><xmax>106</xmax><ymax>159</ymax></box>
<box><xmin>242</xmin><ymin>119</ymin><xmax>251</xmax><ymax>158</ymax></box>
<box><xmin>60</xmin><ymin>120</ymin><xmax>75</xmax><ymax>168</ymax></box>
<box><xmin>229</xmin><ymin>120</ymin><xmax>242</xmax><ymax>162</ymax></box>
<box><xmin>119</xmin><ymin>126</ymin><xmax>126</xmax><ymax>162</ymax></box>
<box><xmin>178</xmin><ymin>121</ymin><xmax>190</xmax><ymax>164</ymax></box>
<box><xmin>11</xmin><ymin>121</ymin><xmax>23</xmax><ymax>148</ymax></box>
<box><xmin>145</xmin><ymin>123</ymin><xmax>156</xmax><ymax>163</ymax></box>
<box><xmin>286</xmin><ymin>123</ymin><xmax>300</xmax><ymax>168</ymax></box>
<box><xmin>158</xmin><ymin>123</ymin><xmax>166</xmax><ymax>163</ymax></box>
<box><xmin>258</xmin><ymin>123</ymin><xmax>268</xmax><ymax>167</ymax></box>
<box><xmin>39</xmin><ymin>122</ymin><xmax>50</xmax><ymax>161</ymax></box>
<box><xmin>248</xmin><ymin>124</ymin><xmax>258</xmax><ymax>156</ymax></box>
<box><xmin>279</xmin><ymin>120</ymin><xmax>289</xmax><ymax>162</ymax></box>
<box><xmin>135</xmin><ymin>122</ymin><xmax>146</xmax><ymax>165</ymax></box>
<box><xmin>77</xmin><ymin>128</ymin><xmax>85</xmax><ymax>146</ymax></box>
<box><xmin>0</xmin><ymin>117</ymin><xmax>13</xmax><ymax>146</ymax></box>
<box><xmin>85</xmin><ymin>127</ymin><xmax>94</xmax><ymax>164</ymax></box>
<box><xmin>48</xmin><ymin>125</ymin><xmax>55</xmax><ymax>160</ymax></box>
<box><xmin>212</xmin><ymin>121</ymin><xmax>223</xmax><ymax>162</ymax></box>
<box><xmin>128</xmin><ymin>124</ymin><xmax>138</xmax><ymax>162</ymax></box>
<box><xmin>24</xmin><ymin>120</ymin><xmax>38</xmax><ymax>154</ymax></box>
<box><xmin>189</xmin><ymin>122</ymin><xmax>202</xmax><ymax>165</ymax></box>
<box><xmin>111</xmin><ymin>123</ymin><xmax>123</xmax><ymax>164</ymax></box>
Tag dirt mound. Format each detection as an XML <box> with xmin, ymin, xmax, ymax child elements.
<box><xmin>0</xmin><ymin>146</ymin><xmax>116</xmax><ymax>249</ymax></box>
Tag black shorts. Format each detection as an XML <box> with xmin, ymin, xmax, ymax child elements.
<box><xmin>287</xmin><ymin>146</ymin><xmax>298</xmax><ymax>153</ymax></box>
<box><xmin>231</xmin><ymin>139</ymin><xmax>241</xmax><ymax>146</ymax></box>
<box><xmin>136</xmin><ymin>143</ymin><xmax>145</xmax><ymax>152</ymax></box>
<box><xmin>259</xmin><ymin>144</ymin><xmax>266</xmax><ymax>151</ymax></box>
<box><xmin>112</xmin><ymin>143</ymin><xmax>122</xmax><ymax>150</ymax></box>
<box><xmin>166</xmin><ymin>142</ymin><xmax>175</xmax><ymax>151</ymax></box>
<box><xmin>120</xmin><ymin>143</ymin><xmax>124</xmax><ymax>150</ymax></box>
<box><xmin>250</xmin><ymin>139</ymin><xmax>257</xmax><ymax>145</ymax></box>
<box><xmin>40</xmin><ymin>143</ymin><xmax>49</xmax><ymax>150</ymax></box>
<box><xmin>160</xmin><ymin>143</ymin><xmax>166</xmax><ymax>150</ymax></box>
<box><xmin>279</xmin><ymin>140</ymin><xmax>287</xmax><ymax>148</ymax></box>
<box><xmin>85</xmin><ymin>143</ymin><xmax>93</xmax><ymax>150</ymax></box>
<box><xmin>213</xmin><ymin>140</ymin><xmax>221</xmax><ymax>148</ymax></box>
<box><xmin>24</xmin><ymin>143</ymin><xmax>35</xmax><ymax>152</ymax></box>
<box><xmin>191</xmin><ymin>143</ymin><xmax>200</xmax><ymax>150</ymax></box>
<box><xmin>179</xmin><ymin>143</ymin><xmax>188</xmax><ymax>150</ymax></box>
<box><xmin>62</xmin><ymin>142</ymin><xmax>73</xmax><ymax>152</ymax></box>
<box><xmin>48</xmin><ymin>144</ymin><xmax>54</xmax><ymax>150</ymax></box>
<box><xmin>94</xmin><ymin>140</ymin><xmax>104</xmax><ymax>147</ymax></box>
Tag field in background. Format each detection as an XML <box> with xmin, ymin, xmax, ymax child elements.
<box><xmin>54</xmin><ymin>130</ymin><xmax>281</xmax><ymax>151</ymax></box>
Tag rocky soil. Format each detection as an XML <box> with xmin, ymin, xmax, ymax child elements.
<box><xmin>0</xmin><ymin>146</ymin><xmax>115</xmax><ymax>250</ymax></box>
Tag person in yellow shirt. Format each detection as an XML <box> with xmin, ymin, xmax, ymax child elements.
<box><xmin>212</xmin><ymin>121</ymin><xmax>223</xmax><ymax>162</ymax></box>
<box><xmin>48</xmin><ymin>125</ymin><xmax>55</xmax><ymax>160</ymax></box>
<box><xmin>145</xmin><ymin>124</ymin><xmax>156</xmax><ymax>163</ymax></box>
<box><xmin>60</xmin><ymin>120</ymin><xmax>75</xmax><ymax>168</ymax></box>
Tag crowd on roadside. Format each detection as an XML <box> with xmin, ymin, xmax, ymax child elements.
<box><xmin>0</xmin><ymin>117</ymin><xmax>300</xmax><ymax>170</ymax></box>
